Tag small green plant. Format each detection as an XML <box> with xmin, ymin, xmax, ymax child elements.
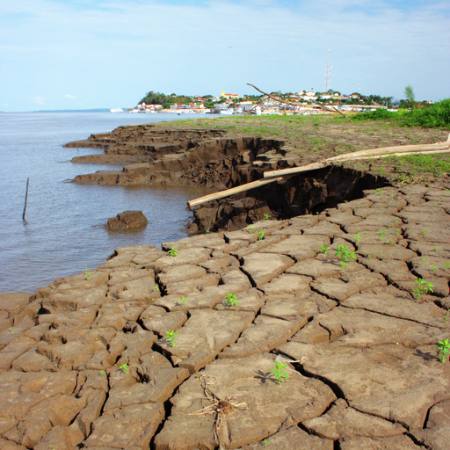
<box><xmin>442</xmin><ymin>261</ymin><xmax>450</xmax><ymax>270</ymax></box>
<box><xmin>319</xmin><ymin>243</ymin><xmax>330</xmax><ymax>256</ymax></box>
<box><xmin>257</xmin><ymin>229</ymin><xmax>266</xmax><ymax>241</ymax></box>
<box><xmin>353</xmin><ymin>232</ymin><xmax>362</xmax><ymax>245</ymax></box>
<box><xmin>335</xmin><ymin>244</ymin><xmax>357</xmax><ymax>268</ymax></box>
<box><xmin>263</xmin><ymin>212</ymin><xmax>271</xmax><ymax>221</ymax></box>
<box><xmin>118</xmin><ymin>363</ymin><xmax>129</xmax><ymax>374</ymax></box>
<box><xmin>377</xmin><ymin>228</ymin><xmax>387</xmax><ymax>242</ymax></box>
<box><xmin>224</xmin><ymin>292</ymin><xmax>239</xmax><ymax>307</ymax></box>
<box><xmin>262</xmin><ymin>438</ymin><xmax>272</xmax><ymax>446</ymax></box>
<box><xmin>430</xmin><ymin>264</ymin><xmax>439</xmax><ymax>273</ymax></box>
<box><xmin>168</xmin><ymin>247</ymin><xmax>178</xmax><ymax>257</ymax></box>
<box><xmin>152</xmin><ymin>284</ymin><xmax>160</xmax><ymax>293</ymax></box>
<box><xmin>165</xmin><ymin>329</ymin><xmax>177</xmax><ymax>347</ymax></box>
<box><xmin>84</xmin><ymin>270</ymin><xmax>93</xmax><ymax>281</ymax></box>
<box><xmin>412</xmin><ymin>278</ymin><xmax>434</xmax><ymax>299</ymax></box>
<box><xmin>178</xmin><ymin>295</ymin><xmax>188</xmax><ymax>305</ymax></box>
<box><xmin>99</xmin><ymin>369</ymin><xmax>107</xmax><ymax>376</ymax></box>
<box><xmin>437</xmin><ymin>338</ymin><xmax>450</xmax><ymax>363</ymax></box>
<box><xmin>271</xmin><ymin>360</ymin><xmax>289</xmax><ymax>384</ymax></box>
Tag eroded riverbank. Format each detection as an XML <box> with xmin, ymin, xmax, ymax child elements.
<box><xmin>1</xmin><ymin>184</ymin><xmax>449</xmax><ymax>449</ymax></box>
<box><xmin>66</xmin><ymin>125</ymin><xmax>390</xmax><ymax>232</ymax></box>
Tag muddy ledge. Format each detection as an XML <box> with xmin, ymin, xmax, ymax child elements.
<box><xmin>1</xmin><ymin>184</ymin><xmax>449</xmax><ymax>449</ymax></box>
<box><xmin>66</xmin><ymin>125</ymin><xmax>389</xmax><ymax>232</ymax></box>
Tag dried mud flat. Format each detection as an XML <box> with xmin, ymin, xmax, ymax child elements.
<box><xmin>1</xmin><ymin>184</ymin><xmax>450</xmax><ymax>449</ymax></box>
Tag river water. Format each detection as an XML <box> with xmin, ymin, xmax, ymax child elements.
<box><xmin>0</xmin><ymin>111</ymin><xmax>210</xmax><ymax>292</ymax></box>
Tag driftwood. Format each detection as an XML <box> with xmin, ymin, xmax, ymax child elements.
<box><xmin>264</xmin><ymin>139</ymin><xmax>450</xmax><ymax>178</ymax></box>
<box><xmin>187</xmin><ymin>177</ymin><xmax>282</xmax><ymax>209</ymax></box>
<box><xmin>247</xmin><ymin>83</ymin><xmax>345</xmax><ymax>116</ymax></box>
<box><xmin>22</xmin><ymin>177</ymin><xmax>29</xmax><ymax>224</ymax></box>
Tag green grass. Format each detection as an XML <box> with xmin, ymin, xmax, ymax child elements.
<box><xmin>352</xmin><ymin>99</ymin><xmax>450</xmax><ymax>128</ymax></box>
<box><xmin>386</xmin><ymin>154</ymin><xmax>450</xmax><ymax>177</ymax></box>
<box><xmin>224</xmin><ymin>292</ymin><xmax>239</xmax><ymax>307</ymax></box>
<box><xmin>413</xmin><ymin>278</ymin><xmax>434</xmax><ymax>300</ymax></box>
<box><xmin>335</xmin><ymin>244</ymin><xmax>357</xmax><ymax>268</ymax></box>
<box><xmin>168</xmin><ymin>247</ymin><xmax>178</xmax><ymax>257</ymax></box>
<box><xmin>165</xmin><ymin>329</ymin><xmax>177</xmax><ymax>347</ymax></box>
<box><xmin>437</xmin><ymin>338</ymin><xmax>450</xmax><ymax>363</ymax></box>
<box><xmin>271</xmin><ymin>360</ymin><xmax>289</xmax><ymax>384</ymax></box>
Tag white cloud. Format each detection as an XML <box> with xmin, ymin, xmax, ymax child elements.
<box><xmin>32</xmin><ymin>95</ymin><xmax>46</xmax><ymax>106</ymax></box>
<box><xmin>1</xmin><ymin>0</ymin><xmax>449</xmax><ymax>110</ymax></box>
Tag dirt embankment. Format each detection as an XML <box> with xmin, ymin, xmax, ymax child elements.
<box><xmin>1</xmin><ymin>184</ymin><xmax>449</xmax><ymax>449</ymax></box>
<box><xmin>66</xmin><ymin>125</ymin><xmax>389</xmax><ymax>232</ymax></box>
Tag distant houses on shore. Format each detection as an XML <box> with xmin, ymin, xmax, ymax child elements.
<box><xmin>128</xmin><ymin>89</ymin><xmax>408</xmax><ymax>116</ymax></box>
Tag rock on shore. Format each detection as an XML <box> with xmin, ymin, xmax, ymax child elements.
<box><xmin>0</xmin><ymin>184</ymin><xmax>449</xmax><ymax>449</ymax></box>
<box><xmin>106</xmin><ymin>210</ymin><xmax>148</xmax><ymax>232</ymax></box>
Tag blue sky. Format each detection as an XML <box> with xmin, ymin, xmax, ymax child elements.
<box><xmin>1</xmin><ymin>0</ymin><xmax>449</xmax><ymax>111</ymax></box>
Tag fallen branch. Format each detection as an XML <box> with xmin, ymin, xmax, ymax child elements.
<box><xmin>247</xmin><ymin>82</ymin><xmax>345</xmax><ymax>116</ymax></box>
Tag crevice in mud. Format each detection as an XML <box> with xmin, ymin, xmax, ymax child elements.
<box><xmin>273</xmin><ymin>349</ymin><xmax>346</xmax><ymax>400</ymax></box>
<box><xmin>405</xmin><ymin>432</ymin><xmax>431</xmax><ymax>449</ymax></box>
<box><xmin>191</xmin><ymin>165</ymin><xmax>390</xmax><ymax>234</ymax></box>
<box><xmin>297</xmin><ymin>421</ymin><xmax>323</xmax><ymax>437</ymax></box>
<box><xmin>357</xmin><ymin>258</ymin><xmax>415</xmax><ymax>300</ymax></box>
<box><xmin>340</xmin><ymin>304</ymin><xmax>443</xmax><ymax>329</ymax></box>
<box><xmin>154</xmin><ymin>273</ymin><xmax>167</xmax><ymax>297</ymax></box>
<box><xmin>151</xmin><ymin>341</ymin><xmax>176</xmax><ymax>366</ymax></box>
<box><xmin>150</xmin><ymin>375</ymin><xmax>190</xmax><ymax>450</ymax></box>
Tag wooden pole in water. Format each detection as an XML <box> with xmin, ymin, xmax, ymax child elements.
<box><xmin>22</xmin><ymin>177</ymin><xmax>29</xmax><ymax>224</ymax></box>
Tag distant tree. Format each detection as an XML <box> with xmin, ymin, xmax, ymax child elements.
<box><xmin>404</xmin><ymin>85</ymin><xmax>416</xmax><ymax>109</ymax></box>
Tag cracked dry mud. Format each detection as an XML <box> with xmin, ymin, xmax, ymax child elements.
<box><xmin>1</xmin><ymin>185</ymin><xmax>449</xmax><ymax>449</ymax></box>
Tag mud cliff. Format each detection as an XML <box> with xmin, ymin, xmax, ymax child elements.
<box><xmin>66</xmin><ymin>125</ymin><xmax>388</xmax><ymax>232</ymax></box>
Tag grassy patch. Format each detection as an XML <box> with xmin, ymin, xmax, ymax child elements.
<box><xmin>352</xmin><ymin>99</ymin><xmax>450</xmax><ymax>128</ymax></box>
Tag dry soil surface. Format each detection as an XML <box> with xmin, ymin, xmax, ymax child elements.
<box><xmin>1</xmin><ymin>184</ymin><xmax>449</xmax><ymax>449</ymax></box>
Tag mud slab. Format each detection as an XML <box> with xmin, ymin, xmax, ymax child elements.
<box><xmin>1</xmin><ymin>185</ymin><xmax>449</xmax><ymax>449</ymax></box>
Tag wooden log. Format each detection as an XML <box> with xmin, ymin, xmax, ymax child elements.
<box><xmin>22</xmin><ymin>177</ymin><xmax>29</xmax><ymax>224</ymax></box>
<box><xmin>188</xmin><ymin>177</ymin><xmax>283</xmax><ymax>209</ymax></box>
<box><xmin>327</xmin><ymin>142</ymin><xmax>449</xmax><ymax>162</ymax></box>
<box><xmin>264</xmin><ymin>141</ymin><xmax>450</xmax><ymax>178</ymax></box>
<box><xmin>348</xmin><ymin>148</ymin><xmax>450</xmax><ymax>161</ymax></box>
<box><xmin>263</xmin><ymin>162</ymin><xmax>329</xmax><ymax>179</ymax></box>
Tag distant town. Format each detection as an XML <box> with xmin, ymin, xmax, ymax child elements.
<box><xmin>118</xmin><ymin>89</ymin><xmax>432</xmax><ymax>116</ymax></box>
